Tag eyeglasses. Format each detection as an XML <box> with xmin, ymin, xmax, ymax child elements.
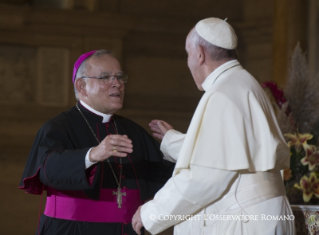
<box><xmin>81</xmin><ymin>74</ymin><xmax>128</xmax><ymax>84</ymax></box>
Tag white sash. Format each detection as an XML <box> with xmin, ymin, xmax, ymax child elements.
<box><xmin>204</xmin><ymin>170</ymin><xmax>286</xmax><ymax>226</ymax></box>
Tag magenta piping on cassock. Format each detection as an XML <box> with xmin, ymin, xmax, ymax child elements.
<box><xmin>19</xmin><ymin>167</ymin><xmax>43</xmax><ymax>194</ymax></box>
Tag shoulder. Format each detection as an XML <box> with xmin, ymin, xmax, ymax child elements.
<box><xmin>114</xmin><ymin>114</ymin><xmax>157</xmax><ymax>142</ymax></box>
<box><xmin>114</xmin><ymin>114</ymin><xmax>138</xmax><ymax>126</ymax></box>
<box><xmin>40</xmin><ymin>106</ymin><xmax>77</xmax><ymax>132</ymax></box>
<box><xmin>202</xmin><ymin>70</ymin><xmax>271</xmax><ymax>119</ymax></box>
<box><xmin>218</xmin><ymin>69</ymin><xmax>258</xmax><ymax>92</ymax></box>
<box><xmin>207</xmin><ymin>69</ymin><xmax>265</xmax><ymax>102</ymax></box>
<box><xmin>113</xmin><ymin>114</ymin><xmax>147</xmax><ymax>133</ymax></box>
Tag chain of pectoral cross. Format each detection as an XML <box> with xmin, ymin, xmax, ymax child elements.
<box><xmin>76</xmin><ymin>102</ymin><xmax>126</xmax><ymax>208</ymax></box>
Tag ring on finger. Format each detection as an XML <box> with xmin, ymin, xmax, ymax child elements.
<box><xmin>113</xmin><ymin>146</ymin><xmax>117</xmax><ymax>152</ymax></box>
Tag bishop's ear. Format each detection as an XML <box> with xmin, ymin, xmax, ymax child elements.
<box><xmin>74</xmin><ymin>78</ymin><xmax>87</xmax><ymax>96</ymax></box>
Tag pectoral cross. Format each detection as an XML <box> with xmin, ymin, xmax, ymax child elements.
<box><xmin>113</xmin><ymin>186</ymin><xmax>126</xmax><ymax>208</ymax></box>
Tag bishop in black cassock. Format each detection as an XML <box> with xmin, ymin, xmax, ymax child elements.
<box><xmin>19</xmin><ymin>50</ymin><xmax>174</xmax><ymax>235</ymax></box>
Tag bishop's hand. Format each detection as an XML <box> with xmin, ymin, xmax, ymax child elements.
<box><xmin>89</xmin><ymin>134</ymin><xmax>133</xmax><ymax>162</ymax></box>
<box><xmin>149</xmin><ymin>119</ymin><xmax>173</xmax><ymax>140</ymax></box>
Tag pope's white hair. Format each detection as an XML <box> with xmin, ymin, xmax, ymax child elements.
<box><xmin>189</xmin><ymin>29</ymin><xmax>237</xmax><ymax>61</ymax></box>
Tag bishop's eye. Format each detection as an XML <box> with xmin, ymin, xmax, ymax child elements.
<box><xmin>100</xmin><ymin>75</ymin><xmax>112</xmax><ymax>81</ymax></box>
<box><xmin>115</xmin><ymin>75</ymin><xmax>124</xmax><ymax>79</ymax></box>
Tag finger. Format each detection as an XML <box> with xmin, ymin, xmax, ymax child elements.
<box><xmin>109</xmin><ymin>139</ymin><xmax>134</xmax><ymax>149</ymax></box>
<box><xmin>132</xmin><ymin>216</ymin><xmax>138</xmax><ymax>233</ymax></box>
<box><xmin>162</xmin><ymin>121</ymin><xmax>173</xmax><ymax>129</ymax></box>
<box><xmin>149</xmin><ymin>122</ymin><xmax>157</xmax><ymax>128</ymax></box>
<box><xmin>104</xmin><ymin>134</ymin><xmax>132</xmax><ymax>143</ymax></box>
<box><xmin>149</xmin><ymin>119</ymin><xmax>161</xmax><ymax>125</ymax></box>
<box><xmin>109</xmin><ymin>135</ymin><xmax>132</xmax><ymax>143</ymax></box>
<box><xmin>106</xmin><ymin>136</ymin><xmax>133</xmax><ymax>147</ymax></box>
<box><xmin>132</xmin><ymin>217</ymin><xmax>137</xmax><ymax>232</ymax></box>
<box><xmin>90</xmin><ymin>145</ymin><xmax>127</xmax><ymax>162</ymax></box>
<box><xmin>149</xmin><ymin>120</ymin><xmax>162</xmax><ymax>127</ymax></box>
<box><xmin>136</xmin><ymin>225</ymin><xmax>141</xmax><ymax>235</ymax></box>
<box><xmin>157</xmin><ymin>121</ymin><xmax>168</xmax><ymax>134</ymax></box>
<box><xmin>132</xmin><ymin>220</ymin><xmax>141</xmax><ymax>235</ymax></box>
<box><xmin>150</xmin><ymin>126</ymin><xmax>161</xmax><ymax>133</ymax></box>
<box><xmin>113</xmin><ymin>146</ymin><xmax>133</xmax><ymax>153</ymax></box>
<box><xmin>134</xmin><ymin>225</ymin><xmax>141</xmax><ymax>235</ymax></box>
<box><xmin>108</xmin><ymin>150</ymin><xmax>128</xmax><ymax>157</ymax></box>
<box><xmin>149</xmin><ymin>125</ymin><xmax>160</xmax><ymax>132</ymax></box>
<box><xmin>152</xmin><ymin>133</ymin><xmax>164</xmax><ymax>140</ymax></box>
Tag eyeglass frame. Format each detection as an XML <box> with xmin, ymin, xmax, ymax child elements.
<box><xmin>80</xmin><ymin>73</ymin><xmax>128</xmax><ymax>84</ymax></box>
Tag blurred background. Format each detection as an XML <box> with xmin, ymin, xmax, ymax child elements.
<box><xmin>0</xmin><ymin>0</ymin><xmax>317</xmax><ymax>234</ymax></box>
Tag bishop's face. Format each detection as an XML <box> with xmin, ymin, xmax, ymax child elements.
<box><xmin>185</xmin><ymin>30</ymin><xmax>206</xmax><ymax>91</ymax></box>
<box><xmin>83</xmin><ymin>55</ymin><xmax>124</xmax><ymax>114</ymax></box>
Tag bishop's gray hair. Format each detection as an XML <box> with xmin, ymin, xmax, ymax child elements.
<box><xmin>189</xmin><ymin>30</ymin><xmax>237</xmax><ymax>61</ymax></box>
<box><xmin>74</xmin><ymin>49</ymin><xmax>113</xmax><ymax>99</ymax></box>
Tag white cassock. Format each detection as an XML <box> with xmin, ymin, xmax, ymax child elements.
<box><xmin>140</xmin><ymin>60</ymin><xmax>295</xmax><ymax>235</ymax></box>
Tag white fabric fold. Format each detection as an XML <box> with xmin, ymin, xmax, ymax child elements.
<box><xmin>174</xmin><ymin>65</ymin><xmax>289</xmax><ymax>174</ymax></box>
<box><xmin>161</xmin><ymin>129</ymin><xmax>185</xmax><ymax>162</ymax></box>
<box><xmin>142</xmin><ymin>62</ymin><xmax>293</xmax><ymax>235</ymax></box>
<box><xmin>201</xmin><ymin>60</ymin><xmax>239</xmax><ymax>91</ymax></box>
<box><xmin>141</xmin><ymin>166</ymin><xmax>238</xmax><ymax>234</ymax></box>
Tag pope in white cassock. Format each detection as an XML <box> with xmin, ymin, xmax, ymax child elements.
<box><xmin>132</xmin><ymin>17</ymin><xmax>295</xmax><ymax>235</ymax></box>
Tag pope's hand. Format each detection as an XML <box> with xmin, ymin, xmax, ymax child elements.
<box><xmin>149</xmin><ymin>120</ymin><xmax>173</xmax><ymax>140</ymax></box>
<box><xmin>132</xmin><ymin>206</ymin><xmax>143</xmax><ymax>235</ymax></box>
<box><xmin>89</xmin><ymin>135</ymin><xmax>133</xmax><ymax>162</ymax></box>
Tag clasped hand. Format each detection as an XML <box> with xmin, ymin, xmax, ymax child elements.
<box><xmin>89</xmin><ymin>135</ymin><xmax>133</xmax><ymax>162</ymax></box>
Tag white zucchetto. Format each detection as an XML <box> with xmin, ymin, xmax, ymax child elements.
<box><xmin>195</xmin><ymin>17</ymin><xmax>237</xmax><ymax>49</ymax></box>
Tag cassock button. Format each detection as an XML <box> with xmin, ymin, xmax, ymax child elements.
<box><xmin>118</xmin><ymin>164</ymin><xmax>122</xmax><ymax>168</ymax></box>
<box><xmin>123</xmin><ymin>186</ymin><xmax>127</xmax><ymax>189</ymax></box>
<box><xmin>121</xmin><ymin>175</ymin><xmax>125</xmax><ymax>179</ymax></box>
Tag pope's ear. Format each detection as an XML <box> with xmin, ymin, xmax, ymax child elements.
<box><xmin>197</xmin><ymin>45</ymin><xmax>205</xmax><ymax>65</ymax></box>
<box><xmin>74</xmin><ymin>78</ymin><xmax>87</xmax><ymax>96</ymax></box>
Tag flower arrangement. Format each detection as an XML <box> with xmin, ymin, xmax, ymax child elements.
<box><xmin>262</xmin><ymin>44</ymin><xmax>319</xmax><ymax>205</ymax></box>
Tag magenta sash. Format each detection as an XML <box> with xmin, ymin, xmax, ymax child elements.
<box><xmin>44</xmin><ymin>187</ymin><xmax>142</xmax><ymax>223</ymax></box>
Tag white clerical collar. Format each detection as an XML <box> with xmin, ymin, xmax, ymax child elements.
<box><xmin>202</xmin><ymin>59</ymin><xmax>241</xmax><ymax>91</ymax></box>
<box><xmin>80</xmin><ymin>100</ymin><xmax>112</xmax><ymax>123</ymax></box>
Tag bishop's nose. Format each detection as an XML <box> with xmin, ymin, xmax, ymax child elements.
<box><xmin>111</xmin><ymin>76</ymin><xmax>121</xmax><ymax>87</ymax></box>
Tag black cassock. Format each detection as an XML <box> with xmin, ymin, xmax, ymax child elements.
<box><xmin>19</xmin><ymin>102</ymin><xmax>174</xmax><ymax>235</ymax></box>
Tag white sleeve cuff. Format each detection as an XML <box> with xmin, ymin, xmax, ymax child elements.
<box><xmin>160</xmin><ymin>129</ymin><xmax>185</xmax><ymax>162</ymax></box>
<box><xmin>85</xmin><ymin>148</ymin><xmax>97</xmax><ymax>169</ymax></box>
<box><xmin>141</xmin><ymin>177</ymin><xmax>201</xmax><ymax>234</ymax></box>
<box><xmin>140</xmin><ymin>166</ymin><xmax>238</xmax><ymax>234</ymax></box>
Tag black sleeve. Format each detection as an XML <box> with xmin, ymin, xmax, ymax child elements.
<box><xmin>19</xmin><ymin>121</ymin><xmax>100</xmax><ymax>193</ymax></box>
